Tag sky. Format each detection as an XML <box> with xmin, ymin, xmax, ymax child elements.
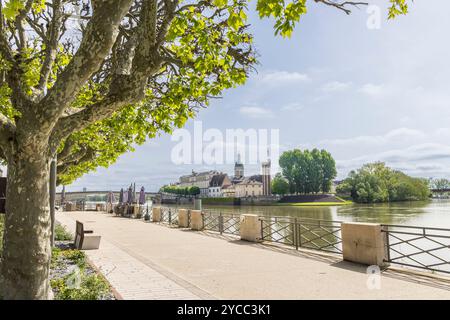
<box><xmin>65</xmin><ymin>0</ymin><xmax>450</xmax><ymax>192</ymax></box>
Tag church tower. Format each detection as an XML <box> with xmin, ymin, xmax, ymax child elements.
<box><xmin>262</xmin><ymin>150</ymin><xmax>271</xmax><ymax>196</ymax></box>
<box><xmin>234</xmin><ymin>153</ymin><xmax>244</xmax><ymax>178</ymax></box>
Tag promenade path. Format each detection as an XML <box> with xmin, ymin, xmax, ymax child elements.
<box><xmin>57</xmin><ymin>211</ymin><xmax>450</xmax><ymax>300</ymax></box>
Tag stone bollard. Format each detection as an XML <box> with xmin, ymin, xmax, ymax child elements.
<box><xmin>341</xmin><ymin>222</ymin><xmax>389</xmax><ymax>267</ymax></box>
<box><xmin>178</xmin><ymin>209</ymin><xmax>189</xmax><ymax>228</ymax></box>
<box><xmin>152</xmin><ymin>207</ymin><xmax>161</xmax><ymax>222</ymax></box>
<box><xmin>190</xmin><ymin>210</ymin><xmax>203</xmax><ymax>230</ymax></box>
<box><xmin>240</xmin><ymin>214</ymin><xmax>262</xmax><ymax>242</ymax></box>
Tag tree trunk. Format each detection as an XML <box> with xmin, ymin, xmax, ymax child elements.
<box><xmin>0</xmin><ymin>154</ymin><xmax>52</xmax><ymax>299</ymax></box>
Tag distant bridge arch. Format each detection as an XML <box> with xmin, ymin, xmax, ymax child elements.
<box><xmin>56</xmin><ymin>190</ymin><xmax>159</xmax><ymax>202</ymax></box>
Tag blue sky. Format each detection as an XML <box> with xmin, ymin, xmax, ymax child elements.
<box><xmin>66</xmin><ymin>0</ymin><xmax>450</xmax><ymax>191</ymax></box>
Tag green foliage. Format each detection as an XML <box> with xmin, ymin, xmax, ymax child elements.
<box><xmin>50</xmin><ymin>246</ymin><xmax>111</xmax><ymax>300</ymax></box>
<box><xmin>429</xmin><ymin>178</ymin><xmax>450</xmax><ymax>190</ymax></box>
<box><xmin>54</xmin><ymin>224</ymin><xmax>73</xmax><ymax>241</ymax></box>
<box><xmin>388</xmin><ymin>0</ymin><xmax>409</xmax><ymax>19</ymax></box>
<box><xmin>160</xmin><ymin>185</ymin><xmax>200</xmax><ymax>196</ymax></box>
<box><xmin>0</xmin><ymin>1</ymin><xmax>409</xmax><ymax>186</ymax></box>
<box><xmin>279</xmin><ymin>148</ymin><xmax>337</xmax><ymax>194</ymax></box>
<box><xmin>271</xmin><ymin>173</ymin><xmax>290</xmax><ymax>195</ymax></box>
<box><xmin>52</xmin><ymin>247</ymin><xmax>86</xmax><ymax>269</ymax></box>
<box><xmin>51</xmin><ymin>272</ymin><xmax>110</xmax><ymax>300</ymax></box>
<box><xmin>257</xmin><ymin>0</ymin><xmax>307</xmax><ymax>37</ymax></box>
<box><xmin>2</xmin><ymin>0</ymin><xmax>25</xmax><ymax>21</ymax></box>
<box><xmin>336</xmin><ymin>162</ymin><xmax>430</xmax><ymax>203</ymax></box>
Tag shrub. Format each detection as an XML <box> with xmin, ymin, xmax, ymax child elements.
<box><xmin>55</xmin><ymin>224</ymin><xmax>73</xmax><ymax>241</ymax></box>
<box><xmin>51</xmin><ymin>247</ymin><xmax>111</xmax><ymax>300</ymax></box>
<box><xmin>51</xmin><ymin>272</ymin><xmax>111</xmax><ymax>300</ymax></box>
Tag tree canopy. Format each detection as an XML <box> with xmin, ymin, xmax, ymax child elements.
<box><xmin>336</xmin><ymin>162</ymin><xmax>430</xmax><ymax>203</ymax></box>
<box><xmin>279</xmin><ymin>148</ymin><xmax>336</xmax><ymax>194</ymax></box>
<box><xmin>160</xmin><ymin>184</ymin><xmax>200</xmax><ymax>196</ymax></box>
<box><xmin>271</xmin><ymin>172</ymin><xmax>289</xmax><ymax>195</ymax></box>
<box><xmin>0</xmin><ymin>0</ymin><xmax>410</xmax><ymax>185</ymax></box>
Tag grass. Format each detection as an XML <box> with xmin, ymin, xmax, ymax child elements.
<box><xmin>274</xmin><ymin>201</ymin><xmax>353</xmax><ymax>207</ymax></box>
<box><xmin>50</xmin><ymin>239</ymin><xmax>112</xmax><ymax>300</ymax></box>
<box><xmin>54</xmin><ymin>223</ymin><xmax>73</xmax><ymax>241</ymax></box>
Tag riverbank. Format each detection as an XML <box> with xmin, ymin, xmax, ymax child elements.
<box><xmin>274</xmin><ymin>201</ymin><xmax>352</xmax><ymax>207</ymax></box>
<box><xmin>197</xmin><ymin>194</ymin><xmax>350</xmax><ymax>207</ymax></box>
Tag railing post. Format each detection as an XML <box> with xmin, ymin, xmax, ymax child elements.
<box><xmin>169</xmin><ymin>209</ymin><xmax>172</xmax><ymax>224</ymax></box>
<box><xmin>152</xmin><ymin>207</ymin><xmax>161</xmax><ymax>222</ymax></box>
<box><xmin>298</xmin><ymin>220</ymin><xmax>302</xmax><ymax>247</ymax></box>
<box><xmin>190</xmin><ymin>210</ymin><xmax>204</xmax><ymax>231</ymax></box>
<box><xmin>342</xmin><ymin>222</ymin><xmax>389</xmax><ymax>267</ymax></box>
<box><xmin>240</xmin><ymin>214</ymin><xmax>262</xmax><ymax>242</ymax></box>
<box><xmin>178</xmin><ymin>209</ymin><xmax>189</xmax><ymax>228</ymax></box>
<box><xmin>294</xmin><ymin>218</ymin><xmax>298</xmax><ymax>250</ymax></box>
<box><xmin>260</xmin><ymin>219</ymin><xmax>264</xmax><ymax>241</ymax></box>
<box><xmin>383</xmin><ymin>225</ymin><xmax>391</xmax><ymax>263</ymax></box>
<box><xmin>219</xmin><ymin>213</ymin><xmax>224</xmax><ymax>234</ymax></box>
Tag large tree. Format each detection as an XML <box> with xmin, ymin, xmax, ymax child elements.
<box><xmin>0</xmin><ymin>0</ymin><xmax>408</xmax><ymax>299</ymax></box>
<box><xmin>336</xmin><ymin>162</ymin><xmax>430</xmax><ymax>203</ymax></box>
<box><xmin>279</xmin><ymin>148</ymin><xmax>336</xmax><ymax>194</ymax></box>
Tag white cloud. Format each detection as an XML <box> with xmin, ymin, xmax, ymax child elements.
<box><xmin>359</xmin><ymin>83</ymin><xmax>384</xmax><ymax>96</ymax></box>
<box><xmin>319</xmin><ymin>127</ymin><xmax>425</xmax><ymax>148</ymax></box>
<box><xmin>336</xmin><ymin>143</ymin><xmax>450</xmax><ymax>178</ymax></box>
<box><xmin>281</xmin><ymin>102</ymin><xmax>304</xmax><ymax>111</ymax></box>
<box><xmin>239</xmin><ymin>106</ymin><xmax>274</xmax><ymax>118</ymax></box>
<box><xmin>321</xmin><ymin>81</ymin><xmax>352</xmax><ymax>92</ymax></box>
<box><xmin>259</xmin><ymin>71</ymin><xmax>310</xmax><ymax>84</ymax></box>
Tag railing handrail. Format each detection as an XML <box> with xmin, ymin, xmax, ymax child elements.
<box><xmin>381</xmin><ymin>224</ymin><xmax>450</xmax><ymax>232</ymax></box>
<box><xmin>259</xmin><ymin>216</ymin><xmax>343</xmax><ymax>225</ymax></box>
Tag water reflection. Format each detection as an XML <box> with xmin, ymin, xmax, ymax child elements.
<box><xmin>168</xmin><ymin>199</ymin><xmax>450</xmax><ymax>229</ymax></box>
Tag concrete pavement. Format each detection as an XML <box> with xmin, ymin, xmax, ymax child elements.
<box><xmin>57</xmin><ymin>211</ymin><xmax>450</xmax><ymax>299</ymax></box>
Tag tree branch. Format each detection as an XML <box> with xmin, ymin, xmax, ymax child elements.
<box><xmin>50</xmin><ymin>0</ymin><xmax>165</xmax><ymax>148</ymax></box>
<box><xmin>38</xmin><ymin>0</ymin><xmax>134</xmax><ymax>130</ymax></box>
<box><xmin>0</xmin><ymin>113</ymin><xmax>16</xmax><ymax>156</ymax></box>
<box><xmin>314</xmin><ymin>0</ymin><xmax>368</xmax><ymax>15</ymax></box>
<box><xmin>37</xmin><ymin>0</ymin><xmax>64</xmax><ymax>93</ymax></box>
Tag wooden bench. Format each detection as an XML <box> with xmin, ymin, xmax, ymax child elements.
<box><xmin>74</xmin><ymin>220</ymin><xmax>101</xmax><ymax>250</ymax></box>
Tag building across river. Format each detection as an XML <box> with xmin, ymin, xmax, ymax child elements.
<box><xmin>169</xmin><ymin>155</ymin><xmax>272</xmax><ymax>198</ymax></box>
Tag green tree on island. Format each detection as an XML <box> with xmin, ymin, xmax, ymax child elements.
<box><xmin>279</xmin><ymin>148</ymin><xmax>337</xmax><ymax>194</ymax></box>
<box><xmin>271</xmin><ymin>173</ymin><xmax>290</xmax><ymax>195</ymax></box>
<box><xmin>160</xmin><ymin>185</ymin><xmax>200</xmax><ymax>197</ymax></box>
<box><xmin>336</xmin><ymin>162</ymin><xmax>430</xmax><ymax>203</ymax></box>
<box><xmin>429</xmin><ymin>178</ymin><xmax>450</xmax><ymax>190</ymax></box>
<box><xmin>0</xmin><ymin>0</ymin><xmax>410</xmax><ymax>299</ymax></box>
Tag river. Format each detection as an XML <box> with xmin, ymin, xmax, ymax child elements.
<box><xmin>169</xmin><ymin>199</ymin><xmax>450</xmax><ymax>229</ymax></box>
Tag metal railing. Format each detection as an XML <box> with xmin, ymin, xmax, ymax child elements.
<box><xmin>202</xmin><ymin>211</ymin><xmax>240</xmax><ymax>236</ymax></box>
<box><xmin>382</xmin><ymin>224</ymin><xmax>450</xmax><ymax>274</ymax></box>
<box><xmin>260</xmin><ymin>216</ymin><xmax>343</xmax><ymax>254</ymax></box>
<box><xmin>160</xmin><ymin>207</ymin><xmax>178</xmax><ymax>225</ymax></box>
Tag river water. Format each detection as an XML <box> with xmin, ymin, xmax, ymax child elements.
<box><xmin>191</xmin><ymin>199</ymin><xmax>450</xmax><ymax>229</ymax></box>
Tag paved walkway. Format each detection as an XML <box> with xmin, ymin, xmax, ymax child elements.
<box><xmin>57</xmin><ymin>211</ymin><xmax>450</xmax><ymax>299</ymax></box>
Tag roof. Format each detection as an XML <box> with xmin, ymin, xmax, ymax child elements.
<box><xmin>209</xmin><ymin>174</ymin><xmax>229</xmax><ymax>187</ymax></box>
<box><xmin>237</xmin><ymin>176</ymin><xmax>263</xmax><ymax>185</ymax></box>
<box><xmin>248</xmin><ymin>174</ymin><xmax>263</xmax><ymax>183</ymax></box>
<box><xmin>180</xmin><ymin>170</ymin><xmax>220</xmax><ymax>179</ymax></box>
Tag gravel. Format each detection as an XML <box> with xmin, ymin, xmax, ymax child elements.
<box><xmin>50</xmin><ymin>241</ymin><xmax>115</xmax><ymax>300</ymax></box>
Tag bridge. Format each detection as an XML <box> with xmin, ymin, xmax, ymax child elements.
<box><xmin>56</xmin><ymin>190</ymin><xmax>159</xmax><ymax>202</ymax></box>
<box><xmin>431</xmin><ymin>188</ymin><xmax>450</xmax><ymax>193</ymax></box>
